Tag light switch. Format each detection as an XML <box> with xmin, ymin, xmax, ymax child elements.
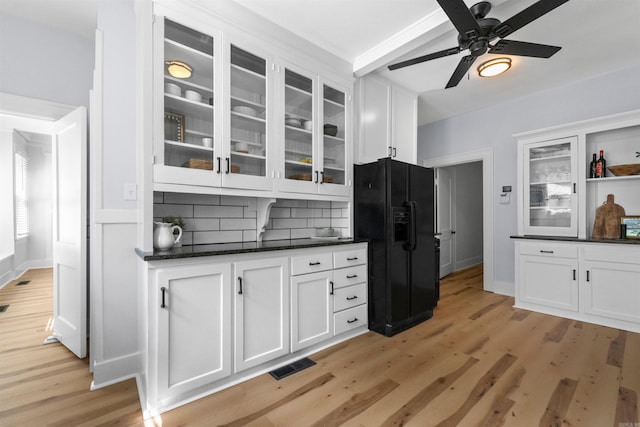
<box><xmin>124</xmin><ymin>183</ymin><xmax>137</xmax><ymax>201</ymax></box>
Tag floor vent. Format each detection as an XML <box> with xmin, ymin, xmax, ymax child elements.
<box><xmin>16</xmin><ymin>280</ymin><xmax>31</xmax><ymax>286</ymax></box>
<box><xmin>269</xmin><ymin>357</ymin><xmax>316</xmax><ymax>380</ymax></box>
<box><xmin>0</xmin><ymin>305</ymin><xmax>9</xmax><ymax>312</ymax></box>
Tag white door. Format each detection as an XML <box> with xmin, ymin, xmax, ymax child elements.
<box><xmin>50</xmin><ymin>107</ymin><xmax>87</xmax><ymax>358</ymax></box>
<box><xmin>436</xmin><ymin>167</ymin><xmax>455</xmax><ymax>278</ymax></box>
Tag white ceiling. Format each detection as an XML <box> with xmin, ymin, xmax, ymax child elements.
<box><xmin>2</xmin><ymin>0</ymin><xmax>639</xmax><ymax>126</ymax></box>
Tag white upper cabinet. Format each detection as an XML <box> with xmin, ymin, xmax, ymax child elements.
<box><xmin>521</xmin><ymin>137</ymin><xmax>578</xmax><ymax>236</ymax></box>
<box><xmin>357</xmin><ymin>74</ymin><xmax>417</xmax><ymax>165</ymax></box>
<box><xmin>151</xmin><ymin>9</ymin><xmax>353</xmax><ymax>198</ymax></box>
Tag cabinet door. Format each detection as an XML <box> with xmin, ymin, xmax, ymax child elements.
<box><xmin>358</xmin><ymin>75</ymin><xmax>390</xmax><ymax>164</ymax></box>
<box><xmin>291</xmin><ymin>271</ymin><xmax>334</xmax><ymax>352</ymax></box>
<box><xmin>518</xmin><ymin>255</ymin><xmax>579</xmax><ymax>311</ymax></box>
<box><xmin>391</xmin><ymin>85</ymin><xmax>417</xmax><ymax>164</ymax></box>
<box><xmin>522</xmin><ymin>137</ymin><xmax>578</xmax><ymax>236</ymax></box>
<box><xmin>154</xmin><ymin>17</ymin><xmax>219</xmax><ymax>187</ymax></box>
<box><xmin>319</xmin><ymin>80</ymin><xmax>351</xmax><ymax>196</ymax></box>
<box><xmin>583</xmin><ymin>261</ymin><xmax>640</xmax><ymax>323</ymax></box>
<box><xmin>155</xmin><ymin>263</ymin><xmax>231</xmax><ymax>400</ymax></box>
<box><xmin>223</xmin><ymin>43</ymin><xmax>273</xmax><ymax>191</ymax></box>
<box><xmin>278</xmin><ymin>63</ymin><xmax>318</xmax><ymax>194</ymax></box>
<box><xmin>234</xmin><ymin>257</ymin><xmax>289</xmax><ymax>372</ymax></box>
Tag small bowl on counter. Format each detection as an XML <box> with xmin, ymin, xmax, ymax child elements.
<box><xmin>314</xmin><ymin>227</ymin><xmax>337</xmax><ymax>238</ymax></box>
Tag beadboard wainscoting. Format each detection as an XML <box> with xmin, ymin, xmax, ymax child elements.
<box><xmin>153</xmin><ymin>192</ymin><xmax>350</xmax><ymax>244</ymax></box>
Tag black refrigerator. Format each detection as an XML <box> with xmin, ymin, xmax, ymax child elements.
<box><xmin>354</xmin><ymin>158</ymin><xmax>437</xmax><ymax>337</ymax></box>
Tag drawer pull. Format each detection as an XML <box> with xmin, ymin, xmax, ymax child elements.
<box><xmin>347</xmin><ymin>257</ymin><xmax>358</xmax><ymax>261</ymax></box>
<box><xmin>347</xmin><ymin>318</ymin><xmax>359</xmax><ymax>324</ymax></box>
<box><xmin>539</xmin><ymin>250</ymin><xmax>554</xmax><ymax>254</ymax></box>
<box><xmin>160</xmin><ymin>287</ymin><xmax>167</xmax><ymax>308</ymax></box>
<box><xmin>346</xmin><ymin>295</ymin><xmax>358</xmax><ymax>301</ymax></box>
<box><xmin>309</xmin><ymin>261</ymin><xmax>321</xmax><ymax>266</ymax></box>
<box><xmin>346</xmin><ymin>274</ymin><xmax>358</xmax><ymax>279</ymax></box>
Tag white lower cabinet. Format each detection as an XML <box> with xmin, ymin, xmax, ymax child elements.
<box><xmin>145</xmin><ymin>242</ymin><xmax>368</xmax><ymax>415</ymax></box>
<box><xmin>153</xmin><ymin>263</ymin><xmax>232</xmax><ymax>402</ymax></box>
<box><xmin>234</xmin><ymin>257</ymin><xmax>289</xmax><ymax>373</ymax></box>
<box><xmin>291</xmin><ymin>270</ymin><xmax>333</xmax><ymax>352</ymax></box>
<box><xmin>515</xmin><ymin>240</ymin><xmax>640</xmax><ymax>332</ymax></box>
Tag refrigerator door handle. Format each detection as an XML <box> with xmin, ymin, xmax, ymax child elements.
<box><xmin>403</xmin><ymin>201</ymin><xmax>417</xmax><ymax>252</ymax></box>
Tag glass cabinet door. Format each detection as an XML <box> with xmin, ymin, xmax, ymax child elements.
<box><xmin>523</xmin><ymin>137</ymin><xmax>578</xmax><ymax>236</ymax></box>
<box><xmin>321</xmin><ymin>84</ymin><xmax>346</xmax><ymax>187</ymax></box>
<box><xmin>228</xmin><ymin>45</ymin><xmax>267</xmax><ymax>179</ymax></box>
<box><xmin>283</xmin><ymin>68</ymin><xmax>315</xmax><ymax>184</ymax></box>
<box><xmin>161</xmin><ymin>19</ymin><xmax>215</xmax><ymax>171</ymax></box>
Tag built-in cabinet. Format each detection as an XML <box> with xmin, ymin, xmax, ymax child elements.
<box><xmin>145</xmin><ymin>242</ymin><xmax>367</xmax><ymax>415</ymax></box>
<box><xmin>152</xmin><ymin>13</ymin><xmax>352</xmax><ymax>197</ymax></box>
<box><xmin>357</xmin><ymin>74</ymin><xmax>417</xmax><ymax>164</ymax></box>
<box><xmin>514</xmin><ymin>110</ymin><xmax>640</xmax><ymax>333</ymax></box>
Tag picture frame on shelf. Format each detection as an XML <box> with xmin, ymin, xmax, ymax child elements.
<box><xmin>621</xmin><ymin>216</ymin><xmax>640</xmax><ymax>239</ymax></box>
<box><xmin>164</xmin><ymin>112</ymin><xmax>185</xmax><ymax>142</ymax></box>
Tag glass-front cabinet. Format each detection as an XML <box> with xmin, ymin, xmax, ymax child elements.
<box><xmin>278</xmin><ymin>62</ymin><xmax>350</xmax><ymax>196</ymax></box>
<box><xmin>522</xmin><ymin>137</ymin><xmax>578</xmax><ymax>236</ymax></box>
<box><xmin>154</xmin><ymin>18</ymin><xmax>217</xmax><ymax>186</ymax></box>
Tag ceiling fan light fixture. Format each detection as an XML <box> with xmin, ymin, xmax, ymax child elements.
<box><xmin>165</xmin><ymin>60</ymin><xmax>192</xmax><ymax>79</ymax></box>
<box><xmin>477</xmin><ymin>57</ymin><xmax>511</xmax><ymax>77</ymax></box>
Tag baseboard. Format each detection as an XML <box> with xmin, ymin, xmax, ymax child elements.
<box><xmin>455</xmin><ymin>256</ymin><xmax>483</xmax><ymax>272</ymax></box>
<box><xmin>91</xmin><ymin>351</ymin><xmax>142</xmax><ymax>390</ymax></box>
<box><xmin>17</xmin><ymin>259</ymin><xmax>53</xmax><ymax>271</ymax></box>
<box><xmin>492</xmin><ymin>280</ymin><xmax>514</xmax><ymax>297</ymax></box>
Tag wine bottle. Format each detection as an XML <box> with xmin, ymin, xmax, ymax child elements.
<box><xmin>589</xmin><ymin>153</ymin><xmax>597</xmax><ymax>178</ymax></box>
<box><xmin>595</xmin><ymin>150</ymin><xmax>606</xmax><ymax>178</ymax></box>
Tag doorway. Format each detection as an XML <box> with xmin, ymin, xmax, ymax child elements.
<box><xmin>423</xmin><ymin>148</ymin><xmax>494</xmax><ymax>292</ymax></box>
<box><xmin>0</xmin><ymin>93</ymin><xmax>88</xmax><ymax>358</ymax></box>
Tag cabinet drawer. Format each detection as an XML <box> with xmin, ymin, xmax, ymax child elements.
<box><xmin>334</xmin><ymin>304</ymin><xmax>367</xmax><ymax>335</ymax></box>
<box><xmin>334</xmin><ymin>283</ymin><xmax>367</xmax><ymax>312</ymax></box>
<box><xmin>334</xmin><ymin>247</ymin><xmax>367</xmax><ymax>269</ymax></box>
<box><xmin>333</xmin><ymin>265</ymin><xmax>367</xmax><ymax>289</ymax></box>
<box><xmin>582</xmin><ymin>245</ymin><xmax>640</xmax><ymax>264</ymax></box>
<box><xmin>518</xmin><ymin>242</ymin><xmax>577</xmax><ymax>259</ymax></box>
<box><xmin>291</xmin><ymin>252</ymin><xmax>333</xmax><ymax>276</ymax></box>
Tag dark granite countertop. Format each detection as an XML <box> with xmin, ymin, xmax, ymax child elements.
<box><xmin>511</xmin><ymin>235</ymin><xmax>640</xmax><ymax>245</ymax></box>
<box><xmin>136</xmin><ymin>238</ymin><xmax>365</xmax><ymax>261</ymax></box>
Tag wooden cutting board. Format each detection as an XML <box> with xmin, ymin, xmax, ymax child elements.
<box><xmin>592</xmin><ymin>194</ymin><xmax>625</xmax><ymax>239</ymax></box>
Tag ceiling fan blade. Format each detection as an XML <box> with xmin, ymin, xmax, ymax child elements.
<box><xmin>445</xmin><ymin>55</ymin><xmax>477</xmax><ymax>89</ymax></box>
<box><xmin>388</xmin><ymin>47</ymin><xmax>461</xmax><ymax>70</ymax></box>
<box><xmin>436</xmin><ymin>0</ymin><xmax>482</xmax><ymax>39</ymax></box>
<box><xmin>493</xmin><ymin>0</ymin><xmax>569</xmax><ymax>38</ymax></box>
<box><xmin>489</xmin><ymin>39</ymin><xmax>561</xmax><ymax>58</ymax></box>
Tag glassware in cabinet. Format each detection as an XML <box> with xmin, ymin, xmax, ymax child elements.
<box><xmin>523</xmin><ymin>138</ymin><xmax>577</xmax><ymax>236</ymax></box>
<box><xmin>284</xmin><ymin>68</ymin><xmax>314</xmax><ymax>183</ymax></box>
<box><xmin>162</xmin><ymin>19</ymin><xmax>215</xmax><ymax>170</ymax></box>
<box><xmin>322</xmin><ymin>84</ymin><xmax>346</xmax><ymax>185</ymax></box>
<box><xmin>229</xmin><ymin>45</ymin><xmax>267</xmax><ymax>178</ymax></box>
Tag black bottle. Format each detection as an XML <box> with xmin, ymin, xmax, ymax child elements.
<box><xmin>595</xmin><ymin>150</ymin><xmax>606</xmax><ymax>178</ymax></box>
<box><xmin>589</xmin><ymin>153</ymin><xmax>597</xmax><ymax>178</ymax></box>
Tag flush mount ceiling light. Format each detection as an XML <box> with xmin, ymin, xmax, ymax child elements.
<box><xmin>165</xmin><ymin>60</ymin><xmax>192</xmax><ymax>79</ymax></box>
<box><xmin>477</xmin><ymin>57</ymin><xmax>511</xmax><ymax>78</ymax></box>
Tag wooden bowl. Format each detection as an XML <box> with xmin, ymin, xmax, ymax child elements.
<box><xmin>607</xmin><ymin>164</ymin><xmax>640</xmax><ymax>176</ymax></box>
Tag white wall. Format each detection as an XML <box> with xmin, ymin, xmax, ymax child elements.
<box><xmin>418</xmin><ymin>64</ymin><xmax>640</xmax><ymax>293</ymax></box>
<box><xmin>0</xmin><ymin>13</ymin><xmax>93</xmax><ymax>108</ymax></box>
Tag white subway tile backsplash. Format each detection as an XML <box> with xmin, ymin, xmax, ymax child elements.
<box><xmin>193</xmin><ymin>230</ymin><xmax>243</xmax><ymax>244</ymax></box>
<box><xmin>272</xmin><ymin>218</ymin><xmax>307</xmax><ymax>229</ymax></box>
<box><xmin>194</xmin><ymin>205</ymin><xmax>244</xmax><ymax>218</ymax></box>
<box><xmin>154</xmin><ymin>193</ymin><xmax>350</xmax><ymax>245</ymax></box>
<box><xmin>164</xmin><ymin>193</ymin><xmax>220</xmax><ymax>205</ymax></box>
<box><xmin>220</xmin><ymin>218</ymin><xmax>256</xmax><ymax>230</ymax></box>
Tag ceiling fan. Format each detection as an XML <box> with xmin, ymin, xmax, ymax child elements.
<box><xmin>388</xmin><ymin>0</ymin><xmax>570</xmax><ymax>88</ymax></box>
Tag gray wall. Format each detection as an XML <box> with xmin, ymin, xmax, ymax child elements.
<box><xmin>418</xmin><ymin>64</ymin><xmax>640</xmax><ymax>290</ymax></box>
<box><xmin>0</xmin><ymin>13</ymin><xmax>93</xmax><ymax>108</ymax></box>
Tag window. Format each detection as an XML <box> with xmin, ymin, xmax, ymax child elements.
<box><xmin>15</xmin><ymin>151</ymin><xmax>28</xmax><ymax>238</ymax></box>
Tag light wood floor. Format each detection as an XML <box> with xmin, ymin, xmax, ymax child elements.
<box><xmin>1</xmin><ymin>265</ymin><xmax>638</xmax><ymax>426</ymax></box>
